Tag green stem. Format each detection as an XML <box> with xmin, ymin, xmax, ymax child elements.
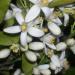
<box><xmin>48</xmin><ymin>0</ymin><xmax>75</xmax><ymax>7</ymax></box>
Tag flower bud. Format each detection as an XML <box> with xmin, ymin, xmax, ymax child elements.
<box><xmin>0</xmin><ymin>49</ymin><xmax>10</xmax><ymax>59</ymax></box>
<box><xmin>25</xmin><ymin>51</ymin><xmax>37</xmax><ymax>62</ymax></box>
<box><xmin>48</xmin><ymin>22</ymin><xmax>61</xmax><ymax>36</ymax></box>
<box><xmin>29</xmin><ymin>42</ymin><xmax>44</xmax><ymax>51</ymax></box>
<box><xmin>66</xmin><ymin>38</ymin><xmax>75</xmax><ymax>46</ymax></box>
<box><xmin>56</xmin><ymin>42</ymin><xmax>67</xmax><ymax>51</ymax></box>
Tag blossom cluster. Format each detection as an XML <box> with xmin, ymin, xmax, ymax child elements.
<box><xmin>0</xmin><ymin>0</ymin><xmax>75</xmax><ymax>75</ymax></box>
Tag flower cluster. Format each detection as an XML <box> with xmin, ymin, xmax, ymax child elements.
<box><xmin>0</xmin><ymin>0</ymin><xmax>75</xmax><ymax>75</ymax></box>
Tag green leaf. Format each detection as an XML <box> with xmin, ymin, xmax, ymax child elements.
<box><xmin>64</xmin><ymin>67</ymin><xmax>75</xmax><ymax>75</ymax></box>
<box><xmin>0</xmin><ymin>0</ymin><xmax>11</xmax><ymax>23</ymax></box>
<box><xmin>48</xmin><ymin>0</ymin><xmax>75</xmax><ymax>7</ymax></box>
<box><xmin>0</xmin><ymin>32</ymin><xmax>19</xmax><ymax>46</ymax></box>
<box><xmin>22</xmin><ymin>54</ymin><xmax>34</xmax><ymax>75</ymax></box>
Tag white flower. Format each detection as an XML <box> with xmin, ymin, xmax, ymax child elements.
<box><xmin>40</xmin><ymin>33</ymin><xmax>56</xmax><ymax>55</ymax></box>
<box><xmin>3</xmin><ymin>4</ymin><xmax>44</xmax><ymax>47</ymax></box>
<box><xmin>50</xmin><ymin>51</ymin><xmax>65</xmax><ymax>74</ymax></box>
<box><xmin>25</xmin><ymin>0</ymin><xmax>53</xmax><ymax>22</ymax></box>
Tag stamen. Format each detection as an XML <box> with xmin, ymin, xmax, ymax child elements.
<box><xmin>47</xmin><ymin>50</ymin><xmax>54</xmax><ymax>57</ymax></box>
<box><xmin>41</xmin><ymin>0</ymin><xmax>48</xmax><ymax>6</ymax></box>
<box><xmin>21</xmin><ymin>22</ymin><xmax>27</xmax><ymax>32</ymax></box>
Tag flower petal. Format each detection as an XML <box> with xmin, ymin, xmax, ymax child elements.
<box><xmin>4</xmin><ymin>10</ymin><xmax>13</xmax><ymax>20</ymax></box>
<box><xmin>3</xmin><ymin>26</ymin><xmax>21</xmax><ymax>34</ymax></box>
<box><xmin>63</xmin><ymin>13</ymin><xmax>69</xmax><ymax>26</ymax></box>
<box><xmin>20</xmin><ymin>32</ymin><xmax>27</xmax><ymax>46</ymax></box>
<box><xmin>29</xmin><ymin>0</ymin><xmax>40</xmax><ymax>4</ymax></box>
<box><xmin>15</xmin><ymin>12</ymin><xmax>24</xmax><ymax>25</ymax></box>
<box><xmin>48</xmin><ymin>22</ymin><xmax>61</xmax><ymax>36</ymax></box>
<box><xmin>28</xmin><ymin>27</ymin><xmax>44</xmax><ymax>37</ymax></box>
<box><xmin>51</xmin><ymin>55</ymin><xmax>60</xmax><ymax>67</ymax></box>
<box><xmin>52</xmin><ymin>17</ymin><xmax>62</xmax><ymax>26</ymax></box>
<box><xmin>46</xmin><ymin>43</ymin><xmax>56</xmax><ymax>50</ymax></box>
<box><xmin>41</xmin><ymin>7</ymin><xmax>54</xmax><ymax>18</ymax></box>
<box><xmin>25</xmin><ymin>5</ymin><xmax>40</xmax><ymax>23</ymax></box>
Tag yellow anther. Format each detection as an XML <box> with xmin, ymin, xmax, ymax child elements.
<box><xmin>47</xmin><ymin>50</ymin><xmax>54</xmax><ymax>57</ymax></box>
<box><xmin>43</xmin><ymin>28</ymin><xmax>48</xmax><ymax>33</ymax></box>
<box><xmin>41</xmin><ymin>0</ymin><xmax>48</xmax><ymax>6</ymax></box>
<box><xmin>50</xmin><ymin>37</ymin><xmax>56</xmax><ymax>44</ymax></box>
<box><xmin>21</xmin><ymin>23</ymin><xmax>27</xmax><ymax>32</ymax></box>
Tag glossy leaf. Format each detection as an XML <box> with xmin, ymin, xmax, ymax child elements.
<box><xmin>0</xmin><ymin>32</ymin><xmax>19</xmax><ymax>46</ymax></box>
<box><xmin>22</xmin><ymin>54</ymin><xmax>34</xmax><ymax>75</ymax></box>
<box><xmin>49</xmin><ymin>0</ymin><xmax>75</xmax><ymax>7</ymax></box>
<box><xmin>0</xmin><ymin>0</ymin><xmax>11</xmax><ymax>23</ymax></box>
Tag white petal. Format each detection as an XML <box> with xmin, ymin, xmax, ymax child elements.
<box><xmin>29</xmin><ymin>42</ymin><xmax>44</xmax><ymax>51</ymax></box>
<box><xmin>48</xmin><ymin>22</ymin><xmax>61</xmax><ymax>36</ymax></box>
<box><xmin>56</xmin><ymin>42</ymin><xmax>67</xmax><ymax>51</ymax></box>
<box><xmin>28</xmin><ymin>27</ymin><xmax>44</xmax><ymax>37</ymax></box>
<box><xmin>15</xmin><ymin>12</ymin><xmax>24</xmax><ymax>25</ymax></box>
<box><xmin>27</xmin><ymin>35</ymin><xmax>32</xmax><ymax>43</ymax></box>
<box><xmin>0</xmin><ymin>49</ymin><xmax>10</xmax><ymax>59</ymax></box>
<box><xmin>52</xmin><ymin>18</ymin><xmax>62</xmax><ymax>26</ymax></box>
<box><xmin>4</xmin><ymin>10</ymin><xmax>13</xmax><ymax>20</ymax></box>
<box><xmin>50</xmin><ymin>62</ymin><xmax>57</xmax><ymax>70</ymax></box>
<box><xmin>64</xmin><ymin>13</ymin><xmax>69</xmax><ymax>26</ymax></box>
<box><xmin>14</xmin><ymin>69</ymin><xmax>21</xmax><ymax>75</ymax></box>
<box><xmin>25</xmin><ymin>5</ymin><xmax>40</xmax><ymax>23</ymax></box>
<box><xmin>46</xmin><ymin>43</ymin><xmax>56</xmax><ymax>50</ymax></box>
<box><xmin>60</xmin><ymin>51</ymin><xmax>65</xmax><ymax>61</ymax></box>
<box><xmin>25</xmin><ymin>51</ymin><xmax>37</xmax><ymax>62</ymax></box>
<box><xmin>38</xmin><ymin>64</ymin><xmax>49</xmax><ymax>70</ymax></box>
<box><xmin>20</xmin><ymin>32</ymin><xmax>27</xmax><ymax>46</ymax></box>
<box><xmin>10</xmin><ymin>4</ymin><xmax>22</xmax><ymax>13</ymax></box>
<box><xmin>41</xmin><ymin>7</ymin><xmax>54</xmax><ymax>18</ymax></box>
<box><xmin>29</xmin><ymin>0</ymin><xmax>40</xmax><ymax>4</ymax></box>
<box><xmin>51</xmin><ymin>55</ymin><xmax>60</xmax><ymax>67</ymax></box>
<box><xmin>3</xmin><ymin>26</ymin><xmax>21</xmax><ymax>34</ymax></box>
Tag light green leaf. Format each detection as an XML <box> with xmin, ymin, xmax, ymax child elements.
<box><xmin>49</xmin><ymin>0</ymin><xmax>75</xmax><ymax>7</ymax></box>
<box><xmin>22</xmin><ymin>54</ymin><xmax>34</xmax><ymax>75</ymax></box>
<box><xmin>0</xmin><ymin>32</ymin><xmax>19</xmax><ymax>46</ymax></box>
<box><xmin>0</xmin><ymin>0</ymin><xmax>11</xmax><ymax>23</ymax></box>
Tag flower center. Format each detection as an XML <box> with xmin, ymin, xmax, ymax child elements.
<box><xmin>21</xmin><ymin>23</ymin><xmax>27</xmax><ymax>32</ymax></box>
<box><xmin>50</xmin><ymin>37</ymin><xmax>55</xmax><ymax>44</ymax></box>
<box><xmin>47</xmin><ymin>50</ymin><xmax>54</xmax><ymax>57</ymax></box>
<box><xmin>41</xmin><ymin>0</ymin><xmax>48</xmax><ymax>6</ymax></box>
